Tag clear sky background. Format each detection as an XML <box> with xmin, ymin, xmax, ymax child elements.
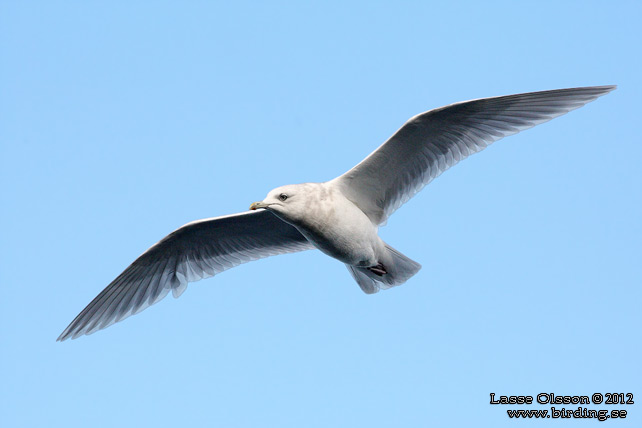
<box><xmin>1</xmin><ymin>1</ymin><xmax>640</xmax><ymax>427</ymax></box>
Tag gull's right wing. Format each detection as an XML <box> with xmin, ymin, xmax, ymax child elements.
<box><xmin>331</xmin><ymin>86</ymin><xmax>615</xmax><ymax>225</ymax></box>
<box><xmin>58</xmin><ymin>209</ymin><xmax>313</xmax><ymax>341</ymax></box>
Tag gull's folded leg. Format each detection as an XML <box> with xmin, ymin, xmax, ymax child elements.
<box><xmin>346</xmin><ymin>243</ymin><xmax>422</xmax><ymax>294</ymax></box>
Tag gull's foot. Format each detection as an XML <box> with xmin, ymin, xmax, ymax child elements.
<box><xmin>367</xmin><ymin>262</ymin><xmax>387</xmax><ymax>276</ymax></box>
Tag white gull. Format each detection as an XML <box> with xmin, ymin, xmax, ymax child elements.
<box><xmin>58</xmin><ymin>85</ymin><xmax>615</xmax><ymax>341</ymax></box>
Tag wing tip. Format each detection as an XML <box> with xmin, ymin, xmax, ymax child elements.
<box><xmin>582</xmin><ymin>84</ymin><xmax>617</xmax><ymax>96</ymax></box>
<box><xmin>56</xmin><ymin>321</ymin><xmax>76</xmax><ymax>341</ymax></box>
<box><xmin>56</xmin><ymin>325</ymin><xmax>84</xmax><ymax>342</ymax></box>
<box><xmin>56</xmin><ymin>329</ymin><xmax>74</xmax><ymax>342</ymax></box>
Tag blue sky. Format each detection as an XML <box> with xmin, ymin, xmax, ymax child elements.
<box><xmin>1</xmin><ymin>1</ymin><xmax>640</xmax><ymax>427</ymax></box>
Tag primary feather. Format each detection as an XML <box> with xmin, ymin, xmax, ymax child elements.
<box><xmin>57</xmin><ymin>210</ymin><xmax>312</xmax><ymax>341</ymax></box>
<box><xmin>332</xmin><ymin>86</ymin><xmax>616</xmax><ymax>224</ymax></box>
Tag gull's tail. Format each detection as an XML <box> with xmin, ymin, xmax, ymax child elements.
<box><xmin>346</xmin><ymin>243</ymin><xmax>422</xmax><ymax>294</ymax></box>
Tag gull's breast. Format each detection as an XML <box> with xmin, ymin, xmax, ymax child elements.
<box><xmin>295</xmin><ymin>186</ymin><xmax>382</xmax><ymax>266</ymax></box>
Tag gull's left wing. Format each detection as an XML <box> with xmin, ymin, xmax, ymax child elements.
<box><xmin>331</xmin><ymin>86</ymin><xmax>615</xmax><ymax>225</ymax></box>
<box><xmin>58</xmin><ymin>210</ymin><xmax>313</xmax><ymax>341</ymax></box>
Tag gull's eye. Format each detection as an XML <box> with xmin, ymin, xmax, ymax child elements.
<box><xmin>279</xmin><ymin>193</ymin><xmax>288</xmax><ymax>201</ymax></box>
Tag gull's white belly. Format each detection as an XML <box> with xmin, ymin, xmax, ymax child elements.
<box><xmin>293</xmin><ymin>191</ymin><xmax>383</xmax><ymax>267</ymax></box>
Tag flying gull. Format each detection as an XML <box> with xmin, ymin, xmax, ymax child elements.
<box><xmin>58</xmin><ymin>85</ymin><xmax>615</xmax><ymax>341</ymax></box>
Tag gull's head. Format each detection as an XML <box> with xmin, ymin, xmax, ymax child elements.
<box><xmin>250</xmin><ymin>184</ymin><xmax>310</xmax><ymax>223</ymax></box>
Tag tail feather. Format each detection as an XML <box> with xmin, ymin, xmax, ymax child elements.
<box><xmin>346</xmin><ymin>243</ymin><xmax>421</xmax><ymax>294</ymax></box>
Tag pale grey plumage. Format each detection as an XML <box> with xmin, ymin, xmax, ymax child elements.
<box><xmin>58</xmin><ymin>210</ymin><xmax>312</xmax><ymax>340</ymax></box>
<box><xmin>332</xmin><ymin>86</ymin><xmax>616</xmax><ymax>224</ymax></box>
<box><xmin>59</xmin><ymin>85</ymin><xmax>615</xmax><ymax>341</ymax></box>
